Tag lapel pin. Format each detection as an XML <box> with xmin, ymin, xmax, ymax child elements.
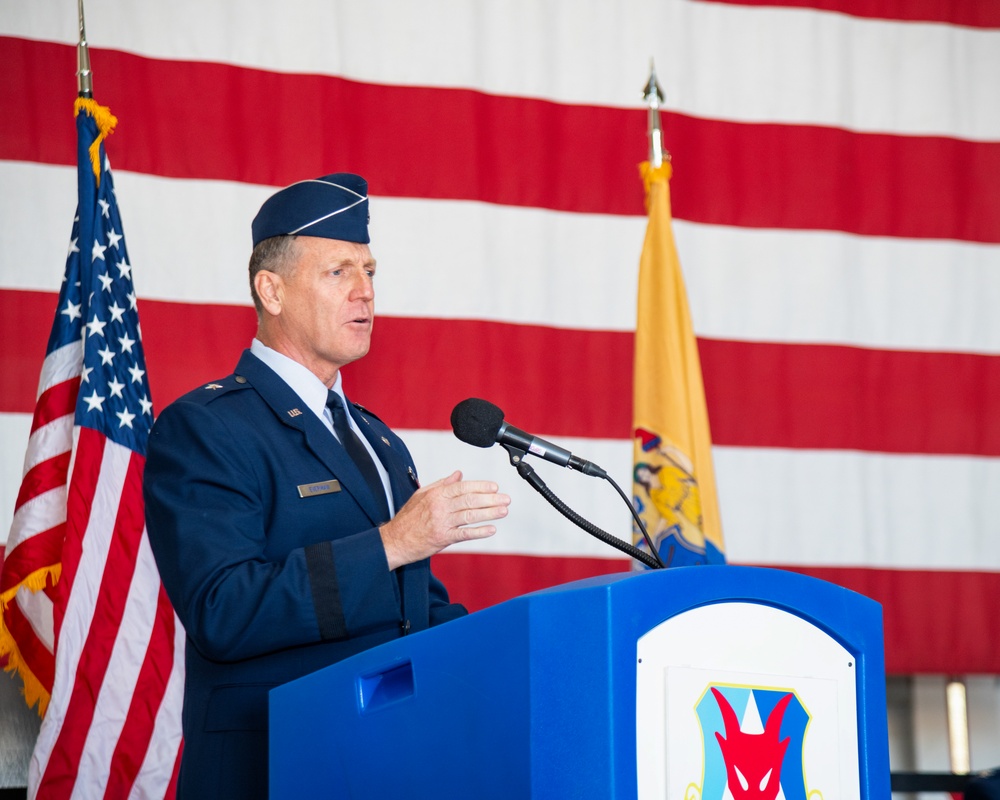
<box><xmin>288</xmin><ymin>408</ymin><xmax>303</xmax><ymax>417</ymax></box>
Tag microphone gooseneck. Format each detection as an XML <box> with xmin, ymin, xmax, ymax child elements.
<box><xmin>450</xmin><ymin>398</ymin><xmax>665</xmax><ymax>569</ymax></box>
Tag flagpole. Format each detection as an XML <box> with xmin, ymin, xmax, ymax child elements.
<box><xmin>642</xmin><ymin>60</ymin><xmax>665</xmax><ymax>168</ymax></box>
<box><xmin>77</xmin><ymin>0</ymin><xmax>93</xmax><ymax>98</ymax></box>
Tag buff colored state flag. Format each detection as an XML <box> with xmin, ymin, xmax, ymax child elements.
<box><xmin>632</xmin><ymin>160</ymin><xmax>725</xmax><ymax>567</ymax></box>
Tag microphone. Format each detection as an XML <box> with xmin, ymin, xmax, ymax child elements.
<box><xmin>450</xmin><ymin>398</ymin><xmax>607</xmax><ymax>478</ymax></box>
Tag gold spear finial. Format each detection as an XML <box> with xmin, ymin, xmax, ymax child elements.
<box><xmin>77</xmin><ymin>0</ymin><xmax>93</xmax><ymax>98</ymax></box>
<box><xmin>642</xmin><ymin>59</ymin><xmax>666</xmax><ymax>168</ymax></box>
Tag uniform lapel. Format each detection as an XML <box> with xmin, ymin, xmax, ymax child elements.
<box><xmin>347</xmin><ymin>402</ymin><xmax>418</xmax><ymax>512</ymax></box>
<box><xmin>234</xmin><ymin>351</ymin><xmax>389</xmax><ymax>526</ymax></box>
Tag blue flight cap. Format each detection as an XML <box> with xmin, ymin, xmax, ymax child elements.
<box><xmin>251</xmin><ymin>173</ymin><xmax>370</xmax><ymax>247</ymax></box>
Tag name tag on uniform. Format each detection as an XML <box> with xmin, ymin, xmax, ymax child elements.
<box><xmin>297</xmin><ymin>480</ymin><xmax>341</xmax><ymax>498</ymax></box>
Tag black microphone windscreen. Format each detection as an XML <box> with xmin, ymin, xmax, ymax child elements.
<box><xmin>451</xmin><ymin>398</ymin><xmax>505</xmax><ymax>448</ymax></box>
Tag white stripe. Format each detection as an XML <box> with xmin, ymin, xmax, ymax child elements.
<box><xmin>130</xmin><ymin>610</ymin><xmax>185</xmax><ymax>800</ymax></box>
<box><xmin>71</xmin><ymin>532</ymin><xmax>161</xmax><ymax>800</ymax></box>
<box><xmin>7</xmin><ymin>485</ymin><xmax>67</xmax><ymax>553</ymax></box>
<box><xmin>29</xmin><ymin>436</ymin><xmax>131</xmax><ymax>792</ymax></box>
<box><xmin>714</xmin><ymin>445</ymin><xmax>1000</xmax><ymax>572</ymax></box>
<box><xmin>14</xmin><ymin>581</ymin><xmax>54</xmax><ymax>654</ymax></box>
<box><xmin>399</xmin><ymin>429</ymin><xmax>1000</xmax><ymax>572</ymax></box>
<box><xmin>20</xmin><ymin>413</ymin><xmax>73</xmax><ymax>476</ymax></box>
<box><xmin>3</xmin><ymin>1</ymin><xmax>998</xmax><ymax>140</ymax></box>
<box><xmin>5</xmin><ymin>163</ymin><xmax>1000</xmax><ymax>354</ymax></box>
<box><xmin>39</xmin><ymin>344</ymin><xmax>84</xmax><ymax>398</ymax></box>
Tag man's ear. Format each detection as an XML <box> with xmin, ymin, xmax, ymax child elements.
<box><xmin>255</xmin><ymin>270</ymin><xmax>283</xmax><ymax>317</ymax></box>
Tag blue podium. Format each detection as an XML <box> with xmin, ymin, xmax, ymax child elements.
<box><xmin>269</xmin><ymin>566</ymin><xmax>890</xmax><ymax>798</ymax></box>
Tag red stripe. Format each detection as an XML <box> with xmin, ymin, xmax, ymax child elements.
<box><xmin>778</xmin><ymin>565</ymin><xmax>1000</xmax><ymax>674</ymax></box>
<box><xmin>14</xmin><ymin>451</ymin><xmax>71</xmax><ymax>513</ymax></box>
<box><xmin>105</xmin><ymin>583</ymin><xmax>176</xmax><ymax>798</ymax></box>
<box><xmin>698</xmin><ymin>338</ymin><xmax>1000</xmax><ymax>456</ymax></box>
<box><xmin>431</xmin><ymin>552</ymin><xmax>631</xmax><ymax>612</ymax></box>
<box><xmin>39</xmin><ymin>449</ymin><xmax>148</xmax><ymax>797</ymax></box>
<box><xmin>56</xmin><ymin>427</ymin><xmax>105</xmax><ymax>616</ymax></box>
<box><xmin>2</xmin><ymin>37</ymin><xmax>998</xmax><ymax>243</ymax></box>
<box><xmin>433</xmin><ymin>552</ymin><xmax>1000</xmax><ymax>673</ymax></box>
<box><xmin>31</xmin><ymin>379</ymin><xmax>79</xmax><ymax>434</ymax></box>
<box><xmin>1</xmin><ymin>590</ymin><xmax>55</xmax><ymax>696</ymax></box>
<box><xmin>0</xmin><ymin>523</ymin><xmax>65</xmax><ymax>591</ymax></box>
<box><xmin>702</xmin><ymin>0</ymin><xmax>1000</xmax><ymax>27</ymax></box>
<box><xmin>5</xmin><ymin>290</ymin><xmax>1000</xmax><ymax>457</ymax></box>
<box><xmin>167</xmin><ymin>742</ymin><xmax>182</xmax><ymax>800</ymax></box>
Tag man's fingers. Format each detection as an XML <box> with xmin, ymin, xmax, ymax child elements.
<box><xmin>450</xmin><ymin>502</ymin><xmax>509</xmax><ymax>528</ymax></box>
<box><xmin>454</xmin><ymin>524</ymin><xmax>498</xmax><ymax>542</ymax></box>
<box><xmin>441</xmin><ymin>479</ymin><xmax>499</xmax><ymax>498</ymax></box>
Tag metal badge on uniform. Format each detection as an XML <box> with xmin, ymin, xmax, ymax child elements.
<box><xmin>297</xmin><ymin>479</ymin><xmax>341</xmax><ymax>498</ymax></box>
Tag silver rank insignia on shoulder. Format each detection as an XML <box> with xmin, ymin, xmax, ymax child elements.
<box><xmin>205</xmin><ymin>383</ymin><xmax>224</xmax><ymax>390</ymax></box>
<box><xmin>287</xmin><ymin>408</ymin><xmax>303</xmax><ymax>417</ymax></box>
<box><xmin>407</xmin><ymin>465</ymin><xmax>420</xmax><ymax>487</ymax></box>
<box><xmin>381</xmin><ymin>436</ymin><xmax>390</xmax><ymax>446</ymax></box>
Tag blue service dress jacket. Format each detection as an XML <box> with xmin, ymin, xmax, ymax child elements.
<box><xmin>144</xmin><ymin>350</ymin><xmax>466</xmax><ymax>799</ymax></box>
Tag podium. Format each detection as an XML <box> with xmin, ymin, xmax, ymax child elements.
<box><xmin>269</xmin><ymin>565</ymin><xmax>891</xmax><ymax>798</ymax></box>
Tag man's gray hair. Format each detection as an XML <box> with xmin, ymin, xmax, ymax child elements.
<box><xmin>248</xmin><ymin>235</ymin><xmax>299</xmax><ymax>315</ymax></box>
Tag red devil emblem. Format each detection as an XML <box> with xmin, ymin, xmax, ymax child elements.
<box><xmin>712</xmin><ymin>688</ymin><xmax>792</xmax><ymax>800</ymax></box>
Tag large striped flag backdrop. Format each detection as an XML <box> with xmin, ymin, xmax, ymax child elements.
<box><xmin>2</xmin><ymin>1</ymin><xmax>999</xmax><ymax>677</ymax></box>
<box><xmin>0</xmin><ymin>97</ymin><xmax>184</xmax><ymax>797</ymax></box>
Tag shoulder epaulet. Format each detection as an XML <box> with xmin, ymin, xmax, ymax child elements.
<box><xmin>182</xmin><ymin>374</ymin><xmax>252</xmax><ymax>405</ymax></box>
<box><xmin>352</xmin><ymin>402</ymin><xmax>385</xmax><ymax>424</ymax></box>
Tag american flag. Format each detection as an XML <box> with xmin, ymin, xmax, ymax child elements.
<box><xmin>0</xmin><ymin>100</ymin><xmax>183</xmax><ymax>798</ymax></box>
<box><xmin>1</xmin><ymin>0</ymin><xmax>999</xmax><ymax>694</ymax></box>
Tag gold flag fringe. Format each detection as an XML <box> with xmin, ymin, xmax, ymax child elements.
<box><xmin>74</xmin><ymin>97</ymin><xmax>118</xmax><ymax>185</ymax></box>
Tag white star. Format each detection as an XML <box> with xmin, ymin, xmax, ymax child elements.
<box><xmin>128</xmin><ymin>363</ymin><xmax>145</xmax><ymax>384</ymax></box>
<box><xmin>97</xmin><ymin>345</ymin><xmax>115</xmax><ymax>365</ymax></box>
<box><xmin>85</xmin><ymin>315</ymin><xmax>107</xmax><ymax>338</ymax></box>
<box><xmin>106</xmin><ymin>229</ymin><xmax>123</xmax><ymax>249</ymax></box>
<box><xmin>118</xmin><ymin>332</ymin><xmax>135</xmax><ymax>353</ymax></box>
<box><xmin>109</xmin><ymin>302</ymin><xmax>126</xmax><ymax>324</ymax></box>
<box><xmin>92</xmin><ymin>239</ymin><xmax>107</xmax><ymax>262</ymax></box>
<box><xmin>81</xmin><ymin>365</ymin><xmax>93</xmax><ymax>384</ymax></box>
<box><xmin>67</xmin><ymin>237</ymin><xmax>80</xmax><ymax>256</ymax></box>
<box><xmin>126</xmin><ymin>291</ymin><xmax>137</xmax><ymax>310</ymax></box>
<box><xmin>98</xmin><ymin>272</ymin><xmax>114</xmax><ymax>292</ymax></box>
<box><xmin>108</xmin><ymin>377</ymin><xmax>125</xmax><ymax>398</ymax></box>
<box><xmin>61</xmin><ymin>300</ymin><xmax>82</xmax><ymax>322</ymax></box>
<box><xmin>98</xmin><ymin>198</ymin><xmax>111</xmax><ymax>218</ymax></box>
<box><xmin>116</xmin><ymin>259</ymin><xmax>132</xmax><ymax>280</ymax></box>
<box><xmin>83</xmin><ymin>389</ymin><xmax>106</xmax><ymax>412</ymax></box>
<box><xmin>139</xmin><ymin>394</ymin><xmax>153</xmax><ymax>415</ymax></box>
<box><xmin>116</xmin><ymin>407</ymin><xmax>136</xmax><ymax>429</ymax></box>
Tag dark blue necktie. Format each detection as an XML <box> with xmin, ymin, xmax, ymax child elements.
<box><xmin>327</xmin><ymin>391</ymin><xmax>390</xmax><ymax>523</ymax></box>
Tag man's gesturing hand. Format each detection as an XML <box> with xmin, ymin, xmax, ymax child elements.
<box><xmin>379</xmin><ymin>471</ymin><xmax>511</xmax><ymax>570</ymax></box>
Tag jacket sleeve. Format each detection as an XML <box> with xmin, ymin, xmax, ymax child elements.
<box><xmin>144</xmin><ymin>398</ymin><xmax>405</xmax><ymax>663</ymax></box>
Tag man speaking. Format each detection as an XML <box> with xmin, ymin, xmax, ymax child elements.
<box><xmin>144</xmin><ymin>173</ymin><xmax>511</xmax><ymax>799</ymax></box>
